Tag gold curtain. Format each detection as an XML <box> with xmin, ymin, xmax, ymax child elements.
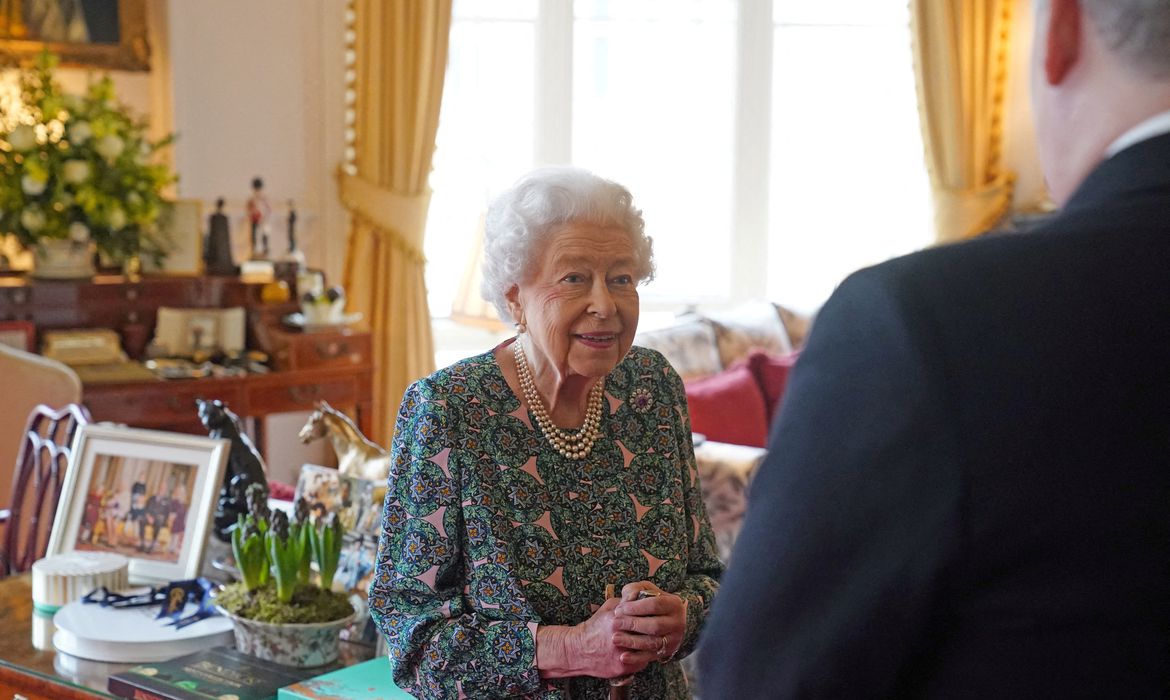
<box><xmin>341</xmin><ymin>0</ymin><xmax>452</xmax><ymax>446</ymax></box>
<box><xmin>911</xmin><ymin>0</ymin><xmax>1016</xmax><ymax>243</ymax></box>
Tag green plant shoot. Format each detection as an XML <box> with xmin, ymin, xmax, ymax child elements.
<box><xmin>265</xmin><ymin>510</ymin><xmax>301</xmax><ymax>603</ymax></box>
<box><xmin>310</xmin><ymin>513</ymin><xmax>344</xmax><ymax>591</ymax></box>
<box><xmin>231</xmin><ymin>514</ymin><xmax>268</xmax><ymax>591</ymax></box>
<box><xmin>292</xmin><ymin>498</ymin><xmax>313</xmax><ymax>585</ymax></box>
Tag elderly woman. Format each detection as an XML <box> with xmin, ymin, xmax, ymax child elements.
<box><xmin>369</xmin><ymin>166</ymin><xmax>722</xmax><ymax>699</ymax></box>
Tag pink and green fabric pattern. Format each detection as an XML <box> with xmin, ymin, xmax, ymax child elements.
<box><xmin>369</xmin><ymin>346</ymin><xmax>723</xmax><ymax>699</ymax></box>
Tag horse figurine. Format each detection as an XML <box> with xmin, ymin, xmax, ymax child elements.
<box><xmin>299</xmin><ymin>401</ymin><xmax>391</xmax><ymax>483</ymax></box>
<box><xmin>197</xmin><ymin>398</ymin><xmax>268</xmax><ymax>541</ymax></box>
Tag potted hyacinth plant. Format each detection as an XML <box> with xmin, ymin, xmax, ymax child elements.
<box><xmin>214</xmin><ymin>484</ymin><xmax>354</xmax><ymax>668</ymax></box>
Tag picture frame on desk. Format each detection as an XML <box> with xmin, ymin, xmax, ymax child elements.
<box><xmin>143</xmin><ymin>200</ymin><xmax>204</xmax><ymax>276</ymax></box>
<box><xmin>47</xmin><ymin>425</ymin><xmax>229</xmax><ymax>584</ymax></box>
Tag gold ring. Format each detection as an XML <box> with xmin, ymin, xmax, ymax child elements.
<box><xmin>657</xmin><ymin>635</ymin><xmax>668</xmax><ymax>657</ymax></box>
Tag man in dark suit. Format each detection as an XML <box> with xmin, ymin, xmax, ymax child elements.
<box><xmin>698</xmin><ymin>0</ymin><xmax>1170</xmax><ymax>697</ymax></box>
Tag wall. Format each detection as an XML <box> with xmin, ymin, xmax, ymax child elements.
<box><xmin>163</xmin><ymin>0</ymin><xmax>351</xmax><ymax>483</ymax></box>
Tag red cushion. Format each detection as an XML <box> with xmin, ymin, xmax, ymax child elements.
<box><xmin>268</xmin><ymin>479</ymin><xmax>296</xmax><ymax>502</ymax></box>
<box><xmin>746</xmin><ymin>349</ymin><xmax>800</xmax><ymax>423</ymax></box>
<box><xmin>684</xmin><ymin>364</ymin><xmax>770</xmax><ymax>448</ymax></box>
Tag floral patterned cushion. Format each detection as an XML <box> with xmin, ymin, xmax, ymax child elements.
<box><xmin>774</xmin><ymin>303</ymin><xmax>814</xmax><ymax>349</ymax></box>
<box><xmin>703</xmin><ymin>300</ymin><xmax>793</xmax><ymax>368</ymax></box>
<box><xmin>634</xmin><ymin>317</ymin><xmax>723</xmax><ymax>381</ymax></box>
<box><xmin>693</xmin><ymin>440</ymin><xmax>767</xmax><ymax>563</ymax></box>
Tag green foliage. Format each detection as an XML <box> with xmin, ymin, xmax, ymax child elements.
<box><xmin>265</xmin><ymin>510</ymin><xmax>302</xmax><ymax>603</ymax></box>
<box><xmin>231</xmin><ymin>515</ymin><xmax>269</xmax><ymax>592</ymax></box>
<box><xmin>227</xmin><ymin>496</ymin><xmax>349</xmax><ymax>618</ymax></box>
<box><xmin>309</xmin><ymin>513</ymin><xmax>344</xmax><ymax>592</ymax></box>
<box><xmin>0</xmin><ymin>50</ymin><xmax>177</xmax><ymax>263</ymax></box>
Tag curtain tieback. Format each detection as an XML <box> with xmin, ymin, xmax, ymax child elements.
<box><xmin>339</xmin><ymin>171</ymin><xmax>432</xmax><ymax>256</ymax></box>
<box><xmin>933</xmin><ymin>172</ymin><xmax>1016</xmax><ymax>241</ymax></box>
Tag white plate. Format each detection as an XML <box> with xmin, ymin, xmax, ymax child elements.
<box><xmin>282</xmin><ymin>311</ymin><xmax>363</xmax><ymax>331</ymax></box>
<box><xmin>692</xmin><ymin>432</ymin><xmax>706</xmax><ymax>447</ymax></box>
<box><xmin>52</xmin><ymin>598</ymin><xmax>235</xmax><ymax>663</ymax></box>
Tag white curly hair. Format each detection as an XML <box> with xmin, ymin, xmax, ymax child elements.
<box><xmin>481</xmin><ymin>166</ymin><xmax>655</xmax><ymax>322</ymax></box>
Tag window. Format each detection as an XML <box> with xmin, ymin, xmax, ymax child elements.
<box><xmin>425</xmin><ymin>0</ymin><xmax>932</xmax><ymax>324</ymax></box>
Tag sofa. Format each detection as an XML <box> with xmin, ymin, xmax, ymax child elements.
<box><xmin>633</xmin><ymin>300</ymin><xmax>811</xmax><ymax>562</ymax></box>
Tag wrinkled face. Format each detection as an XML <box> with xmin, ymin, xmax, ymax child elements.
<box><xmin>508</xmin><ymin>222</ymin><xmax>642</xmax><ymax>382</ymax></box>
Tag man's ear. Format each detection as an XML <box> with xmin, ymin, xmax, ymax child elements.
<box><xmin>1044</xmin><ymin>0</ymin><xmax>1082</xmax><ymax>85</ymax></box>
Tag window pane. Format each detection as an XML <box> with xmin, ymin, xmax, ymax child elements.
<box><xmin>425</xmin><ymin>13</ymin><xmax>536</xmax><ymax>318</ymax></box>
<box><xmin>768</xmin><ymin>8</ymin><xmax>933</xmax><ymax>312</ymax></box>
<box><xmin>773</xmin><ymin>0</ymin><xmax>906</xmax><ymax>27</ymax></box>
<box><xmin>455</xmin><ymin>0</ymin><xmax>537</xmax><ymax>21</ymax></box>
<box><xmin>573</xmin><ymin>0</ymin><xmax>737</xmax><ymax>302</ymax></box>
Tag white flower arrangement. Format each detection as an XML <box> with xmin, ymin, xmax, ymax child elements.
<box><xmin>0</xmin><ymin>51</ymin><xmax>176</xmax><ymax>264</ymax></box>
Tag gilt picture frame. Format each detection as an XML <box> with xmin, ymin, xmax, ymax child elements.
<box><xmin>0</xmin><ymin>0</ymin><xmax>150</xmax><ymax>72</ymax></box>
<box><xmin>47</xmin><ymin>424</ymin><xmax>228</xmax><ymax>584</ymax></box>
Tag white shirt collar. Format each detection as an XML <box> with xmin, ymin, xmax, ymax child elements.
<box><xmin>1105</xmin><ymin>109</ymin><xmax>1170</xmax><ymax>158</ymax></box>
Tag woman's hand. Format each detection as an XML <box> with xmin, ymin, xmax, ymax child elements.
<box><xmin>537</xmin><ymin>598</ymin><xmax>657</xmax><ymax>679</ymax></box>
<box><xmin>612</xmin><ymin>582</ymin><xmax>688</xmax><ymax>661</ymax></box>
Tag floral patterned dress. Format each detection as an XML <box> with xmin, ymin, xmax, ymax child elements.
<box><xmin>369</xmin><ymin>344</ymin><xmax>723</xmax><ymax>699</ymax></box>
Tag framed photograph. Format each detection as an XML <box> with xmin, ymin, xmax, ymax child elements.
<box><xmin>48</xmin><ymin>424</ymin><xmax>229</xmax><ymax>584</ymax></box>
<box><xmin>0</xmin><ymin>0</ymin><xmax>150</xmax><ymax>72</ymax></box>
<box><xmin>0</xmin><ymin>319</ymin><xmax>35</xmax><ymax>351</ymax></box>
<box><xmin>153</xmin><ymin>306</ymin><xmax>245</xmax><ymax>356</ymax></box>
<box><xmin>293</xmin><ymin>464</ymin><xmax>382</xmax><ymax>538</ymax></box>
<box><xmin>143</xmin><ymin>200</ymin><xmax>203</xmax><ymax>276</ymax></box>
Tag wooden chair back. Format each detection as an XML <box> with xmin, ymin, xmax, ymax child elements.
<box><xmin>0</xmin><ymin>404</ymin><xmax>91</xmax><ymax>576</ymax></box>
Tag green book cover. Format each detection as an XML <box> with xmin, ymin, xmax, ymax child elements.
<box><xmin>108</xmin><ymin>645</ymin><xmax>334</xmax><ymax>700</ymax></box>
<box><xmin>278</xmin><ymin>657</ymin><xmax>414</xmax><ymax>700</ymax></box>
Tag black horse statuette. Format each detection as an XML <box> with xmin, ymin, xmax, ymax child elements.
<box><xmin>197</xmin><ymin>398</ymin><xmax>268</xmax><ymax>542</ymax></box>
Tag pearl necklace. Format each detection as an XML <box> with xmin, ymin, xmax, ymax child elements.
<box><xmin>512</xmin><ymin>338</ymin><xmax>605</xmax><ymax>460</ymax></box>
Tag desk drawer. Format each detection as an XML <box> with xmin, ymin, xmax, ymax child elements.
<box><xmin>248</xmin><ymin>375</ymin><xmax>358</xmax><ymax>413</ymax></box>
<box><xmin>85</xmin><ymin>382</ymin><xmax>245</xmax><ymax>428</ymax></box>
<box><xmin>289</xmin><ymin>333</ymin><xmax>371</xmax><ymax>371</ymax></box>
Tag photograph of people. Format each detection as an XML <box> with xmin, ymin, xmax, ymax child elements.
<box><xmin>74</xmin><ymin>457</ymin><xmax>196</xmax><ymax>564</ymax></box>
<box><xmin>368</xmin><ymin>167</ymin><xmax>723</xmax><ymax>698</ymax></box>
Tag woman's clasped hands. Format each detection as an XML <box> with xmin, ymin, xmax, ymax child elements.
<box><xmin>564</xmin><ymin>582</ymin><xmax>687</xmax><ymax>680</ymax></box>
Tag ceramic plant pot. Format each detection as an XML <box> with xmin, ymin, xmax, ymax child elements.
<box><xmin>216</xmin><ymin>606</ymin><xmax>356</xmax><ymax>668</ymax></box>
<box><xmin>31</xmin><ymin>239</ymin><xmax>94</xmax><ymax>279</ymax></box>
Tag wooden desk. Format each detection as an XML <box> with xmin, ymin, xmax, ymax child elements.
<box><xmin>82</xmin><ymin>361</ymin><xmax>374</xmax><ymax>440</ymax></box>
<box><xmin>0</xmin><ymin>274</ymin><xmax>374</xmax><ymax>442</ymax></box>
<box><xmin>0</xmin><ymin>574</ymin><xmax>376</xmax><ymax>700</ymax></box>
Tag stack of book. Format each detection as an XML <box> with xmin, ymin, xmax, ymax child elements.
<box><xmin>108</xmin><ymin>647</ymin><xmax>414</xmax><ymax>700</ymax></box>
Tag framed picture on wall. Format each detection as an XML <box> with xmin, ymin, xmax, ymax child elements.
<box><xmin>47</xmin><ymin>425</ymin><xmax>229</xmax><ymax>584</ymax></box>
<box><xmin>0</xmin><ymin>0</ymin><xmax>151</xmax><ymax>72</ymax></box>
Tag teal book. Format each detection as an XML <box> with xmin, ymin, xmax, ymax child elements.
<box><xmin>278</xmin><ymin>657</ymin><xmax>414</xmax><ymax>700</ymax></box>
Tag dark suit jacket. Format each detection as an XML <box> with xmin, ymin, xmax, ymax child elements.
<box><xmin>697</xmin><ymin>133</ymin><xmax>1170</xmax><ymax>698</ymax></box>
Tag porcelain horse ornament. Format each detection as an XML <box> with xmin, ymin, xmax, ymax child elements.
<box><xmin>298</xmin><ymin>401</ymin><xmax>390</xmax><ymax>483</ymax></box>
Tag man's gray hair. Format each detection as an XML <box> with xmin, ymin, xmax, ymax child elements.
<box><xmin>1082</xmin><ymin>0</ymin><xmax>1170</xmax><ymax>79</ymax></box>
<box><xmin>481</xmin><ymin>166</ymin><xmax>654</xmax><ymax>323</ymax></box>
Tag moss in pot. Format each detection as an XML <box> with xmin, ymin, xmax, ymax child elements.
<box><xmin>214</xmin><ymin>485</ymin><xmax>354</xmax><ymax>666</ymax></box>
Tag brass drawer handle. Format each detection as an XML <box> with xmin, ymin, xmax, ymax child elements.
<box><xmin>314</xmin><ymin>341</ymin><xmax>349</xmax><ymax>360</ymax></box>
<box><xmin>288</xmin><ymin>384</ymin><xmax>323</xmax><ymax>404</ymax></box>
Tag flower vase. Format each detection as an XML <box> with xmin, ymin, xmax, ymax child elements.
<box><xmin>31</xmin><ymin>239</ymin><xmax>94</xmax><ymax>279</ymax></box>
